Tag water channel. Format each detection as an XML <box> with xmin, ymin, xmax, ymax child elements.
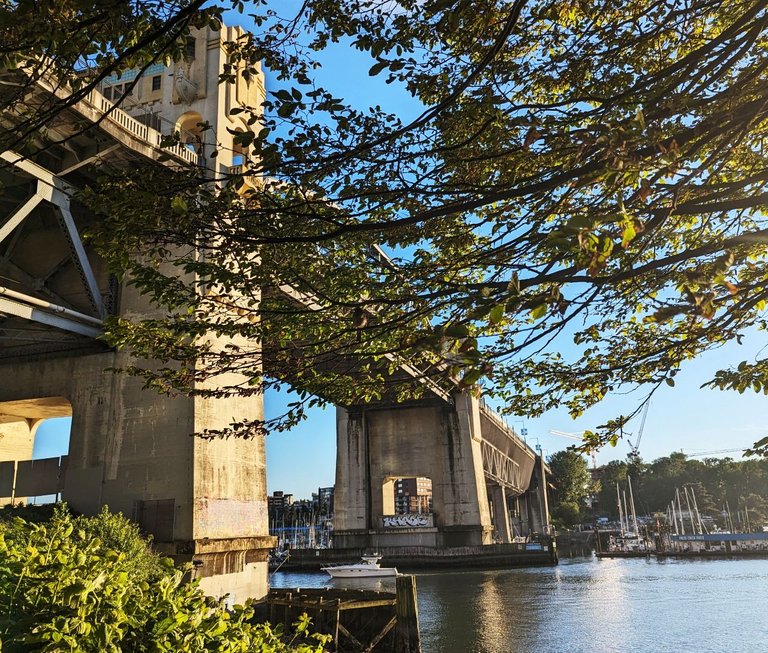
<box><xmin>271</xmin><ymin>556</ymin><xmax>768</xmax><ymax>652</ymax></box>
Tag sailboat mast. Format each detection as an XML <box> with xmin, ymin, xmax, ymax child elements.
<box><xmin>676</xmin><ymin>488</ymin><xmax>685</xmax><ymax>535</ymax></box>
<box><xmin>683</xmin><ymin>486</ymin><xmax>697</xmax><ymax>534</ymax></box>
<box><xmin>617</xmin><ymin>482</ymin><xmax>625</xmax><ymax>537</ymax></box>
<box><xmin>690</xmin><ymin>487</ymin><xmax>706</xmax><ymax>534</ymax></box>
<box><xmin>622</xmin><ymin>490</ymin><xmax>631</xmax><ymax>535</ymax></box>
<box><xmin>628</xmin><ymin>475</ymin><xmax>640</xmax><ymax>537</ymax></box>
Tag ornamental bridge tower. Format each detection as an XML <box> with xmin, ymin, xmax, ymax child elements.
<box><xmin>0</xmin><ymin>25</ymin><xmax>269</xmax><ymax>603</ymax></box>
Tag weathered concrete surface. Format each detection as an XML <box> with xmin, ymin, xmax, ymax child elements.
<box><xmin>334</xmin><ymin>393</ymin><xmax>494</xmax><ymax>549</ymax></box>
<box><xmin>0</xmin><ymin>348</ymin><xmax>271</xmax><ymax>603</ymax></box>
<box><xmin>490</xmin><ymin>484</ymin><xmax>512</xmax><ymax>543</ymax></box>
<box><xmin>334</xmin><ymin>391</ymin><xmax>550</xmax><ymax>551</ymax></box>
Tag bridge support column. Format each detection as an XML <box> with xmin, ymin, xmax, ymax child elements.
<box><xmin>523</xmin><ymin>457</ymin><xmax>551</xmax><ymax>536</ymax></box>
<box><xmin>333</xmin><ymin>407</ymin><xmax>371</xmax><ymax>537</ymax></box>
<box><xmin>0</xmin><ymin>351</ymin><xmax>273</xmax><ymax>604</ymax></box>
<box><xmin>490</xmin><ymin>484</ymin><xmax>512</xmax><ymax>543</ymax></box>
<box><xmin>333</xmin><ymin>391</ymin><xmax>493</xmax><ymax>550</ymax></box>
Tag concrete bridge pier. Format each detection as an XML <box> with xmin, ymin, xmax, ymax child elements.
<box><xmin>490</xmin><ymin>484</ymin><xmax>512</xmax><ymax>543</ymax></box>
<box><xmin>0</xmin><ymin>349</ymin><xmax>273</xmax><ymax>604</ymax></box>
<box><xmin>333</xmin><ymin>392</ymin><xmax>495</xmax><ymax>549</ymax></box>
<box><xmin>333</xmin><ymin>389</ymin><xmax>551</xmax><ymax>552</ymax></box>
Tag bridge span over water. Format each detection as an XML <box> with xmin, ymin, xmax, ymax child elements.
<box><xmin>0</xmin><ymin>26</ymin><xmax>550</xmax><ymax>602</ymax></box>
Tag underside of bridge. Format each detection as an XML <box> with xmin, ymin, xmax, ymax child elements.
<box><xmin>1</xmin><ymin>26</ymin><xmax>551</xmax><ymax>605</ymax></box>
<box><xmin>333</xmin><ymin>391</ymin><xmax>550</xmax><ymax>550</ymax></box>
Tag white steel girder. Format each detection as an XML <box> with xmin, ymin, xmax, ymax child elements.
<box><xmin>0</xmin><ymin>291</ymin><xmax>102</xmax><ymax>338</ymax></box>
<box><xmin>0</xmin><ymin>150</ymin><xmax>105</xmax><ymax>338</ymax></box>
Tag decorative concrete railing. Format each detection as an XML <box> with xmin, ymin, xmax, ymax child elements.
<box><xmin>82</xmin><ymin>89</ymin><xmax>200</xmax><ymax>165</ymax></box>
<box><xmin>381</xmin><ymin>513</ymin><xmax>434</xmax><ymax>529</ymax></box>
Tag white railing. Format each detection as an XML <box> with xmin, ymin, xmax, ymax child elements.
<box><xmin>83</xmin><ymin>89</ymin><xmax>200</xmax><ymax>166</ymax></box>
<box><xmin>478</xmin><ymin>399</ymin><xmax>531</xmax><ymax>453</ymax></box>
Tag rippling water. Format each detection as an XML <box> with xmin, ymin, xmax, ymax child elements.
<box><xmin>271</xmin><ymin>556</ymin><xmax>768</xmax><ymax>653</ymax></box>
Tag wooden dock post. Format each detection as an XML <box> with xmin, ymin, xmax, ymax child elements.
<box><xmin>394</xmin><ymin>575</ymin><xmax>421</xmax><ymax>653</ymax></box>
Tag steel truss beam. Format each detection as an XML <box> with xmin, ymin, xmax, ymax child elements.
<box><xmin>0</xmin><ymin>288</ymin><xmax>102</xmax><ymax>338</ymax></box>
<box><xmin>0</xmin><ymin>150</ymin><xmax>106</xmax><ymax>337</ymax></box>
<box><xmin>481</xmin><ymin>439</ymin><xmax>524</xmax><ymax>493</ymax></box>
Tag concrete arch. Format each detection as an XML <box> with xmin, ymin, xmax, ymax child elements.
<box><xmin>175</xmin><ymin>111</ymin><xmax>205</xmax><ymax>152</ymax></box>
<box><xmin>0</xmin><ymin>396</ymin><xmax>72</xmax><ymax>456</ymax></box>
<box><xmin>0</xmin><ymin>396</ymin><xmax>72</xmax><ymax>504</ymax></box>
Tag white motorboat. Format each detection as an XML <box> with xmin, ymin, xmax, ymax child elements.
<box><xmin>321</xmin><ymin>555</ymin><xmax>398</xmax><ymax>578</ymax></box>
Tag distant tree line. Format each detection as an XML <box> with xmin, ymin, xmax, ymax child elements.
<box><xmin>548</xmin><ymin>450</ymin><xmax>768</xmax><ymax>529</ymax></box>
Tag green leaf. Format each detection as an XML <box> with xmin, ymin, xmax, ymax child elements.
<box><xmin>445</xmin><ymin>323</ymin><xmax>469</xmax><ymax>338</ymax></box>
<box><xmin>368</xmin><ymin>61</ymin><xmax>387</xmax><ymax>76</ymax></box>
<box><xmin>170</xmin><ymin>196</ymin><xmax>188</xmax><ymax>215</ymax></box>
<box><xmin>488</xmin><ymin>304</ymin><xmax>504</xmax><ymax>325</ymax></box>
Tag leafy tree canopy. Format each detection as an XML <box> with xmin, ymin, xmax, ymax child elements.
<box><xmin>547</xmin><ymin>449</ymin><xmax>593</xmax><ymax>507</ymax></box>
<box><xmin>592</xmin><ymin>452</ymin><xmax>768</xmax><ymax>525</ymax></box>
<box><xmin>3</xmin><ymin>1</ymin><xmax>768</xmax><ymax>449</ymax></box>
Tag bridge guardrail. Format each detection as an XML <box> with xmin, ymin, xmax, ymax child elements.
<box><xmin>478</xmin><ymin>399</ymin><xmax>533</xmax><ymax>454</ymax></box>
<box><xmin>81</xmin><ymin>88</ymin><xmax>200</xmax><ymax>165</ymax></box>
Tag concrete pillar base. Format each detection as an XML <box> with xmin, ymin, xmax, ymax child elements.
<box><xmin>439</xmin><ymin>525</ymin><xmax>493</xmax><ymax>547</ymax></box>
<box><xmin>156</xmin><ymin>535</ymin><xmax>276</xmax><ymax>602</ymax></box>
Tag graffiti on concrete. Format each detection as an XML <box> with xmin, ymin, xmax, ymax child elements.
<box><xmin>382</xmin><ymin>514</ymin><xmax>433</xmax><ymax>528</ymax></box>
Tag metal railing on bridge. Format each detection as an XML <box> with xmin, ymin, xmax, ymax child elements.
<box><xmin>0</xmin><ymin>456</ymin><xmax>67</xmax><ymax>504</ymax></box>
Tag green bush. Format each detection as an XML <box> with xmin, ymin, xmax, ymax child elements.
<box><xmin>552</xmin><ymin>501</ymin><xmax>582</xmax><ymax>529</ymax></box>
<box><xmin>0</xmin><ymin>505</ymin><xmax>329</xmax><ymax>652</ymax></box>
<box><xmin>74</xmin><ymin>505</ymin><xmax>165</xmax><ymax>584</ymax></box>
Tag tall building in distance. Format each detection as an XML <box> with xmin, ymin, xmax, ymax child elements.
<box><xmin>395</xmin><ymin>477</ymin><xmax>433</xmax><ymax>515</ymax></box>
<box><xmin>267</xmin><ymin>491</ymin><xmax>294</xmax><ymax>522</ymax></box>
<box><xmin>314</xmin><ymin>486</ymin><xmax>335</xmax><ymax>515</ymax></box>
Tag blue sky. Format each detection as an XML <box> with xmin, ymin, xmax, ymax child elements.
<box><xmin>31</xmin><ymin>5</ymin><xmax>768</xmax><ymax>499</ymax></box>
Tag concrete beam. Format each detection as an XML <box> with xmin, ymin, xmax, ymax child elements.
<box><xmin>490</xmin><ymin>484</ymin><xmax>512</xmax><ymax>543</ymax></box>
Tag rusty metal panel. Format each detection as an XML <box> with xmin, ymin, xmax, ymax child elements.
<box><xmin>14</xmin><ymin>457</ymin><xmax>61</xmax><ymax>496</ymax></box>
<box><xmin>134</xmin><ymin>498</ymin><xmax>175</xmax><ymax>542</ymax></box>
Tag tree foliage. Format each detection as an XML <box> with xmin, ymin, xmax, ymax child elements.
<box><xmin>4</xmin><ymin>1</ymin><xmax>768</xmax><ymax>447</ymax></box>
<box><xmin>0</xmin><ymin>505</ymin><xmax>329</xmax><ymax>653</ymax></box>
<box><xmin>592</xmin><ymin>453</ymin><xmax>768</xmax><ymax>525</ymax></box>
<box><xmin>547</xmin><ymin>449</ymin><xmax>594</xmax><ymax>520</ymax></box>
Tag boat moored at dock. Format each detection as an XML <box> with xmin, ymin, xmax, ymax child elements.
<box><xmin>321</xmin><ymin>555</ymin><xmax>399</xmax><ymax>578</ymax></box>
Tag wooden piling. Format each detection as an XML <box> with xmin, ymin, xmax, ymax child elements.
<box><xmin>394</xmin><ymin>574</ymin><xmax>421</xmax><ymax>653</ymax></box>
<box><xmin>257</xmin><ymin>580</ymin><xmax>421</xmax><ymax>652</ymax></box>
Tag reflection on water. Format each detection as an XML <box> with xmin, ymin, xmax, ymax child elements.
<box><xmin>272</xmin><ymin>557</ymin><xmax>768</xmax><ymax>653</ymax></box>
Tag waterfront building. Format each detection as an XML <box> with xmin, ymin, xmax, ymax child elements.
<box><xmin>395</xmin><ymin>477</ymin><xmax>433</xmax><ymax>515</ymax></box>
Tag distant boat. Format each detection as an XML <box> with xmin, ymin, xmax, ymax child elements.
<box><xmin>321</xmin><ymin>555</ymin><xmax>398</xmax><ymax>578</ymax></box>
<box><xmin>596</xmin><ymin>477</ymin><xmax>654</xmax><ymax>557</ymax></box>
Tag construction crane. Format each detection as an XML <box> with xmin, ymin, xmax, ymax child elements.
<box><xmin>682</xmin><ymin>448</ymin><xmax>747</xmax><ymax>458</ymax></box>
<box><xmin>628</xmin><ymin>402</ymin><xmax>650</xmax><ymax>460</ymax></box>
<box><xmin>548</xmin><ymin>429</ymin><xmax>598</xmax><ymax>469</ymax></box>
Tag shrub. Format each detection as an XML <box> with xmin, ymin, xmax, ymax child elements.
<box><xmin>552</xmin><ymin>501</ymin><xmax>582</xmax><ymax>529</ymax></box>
<box><xmin>0</xmin><ymin>506</ymin><xmax>329</xmax><ymax>652</ymax></box>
